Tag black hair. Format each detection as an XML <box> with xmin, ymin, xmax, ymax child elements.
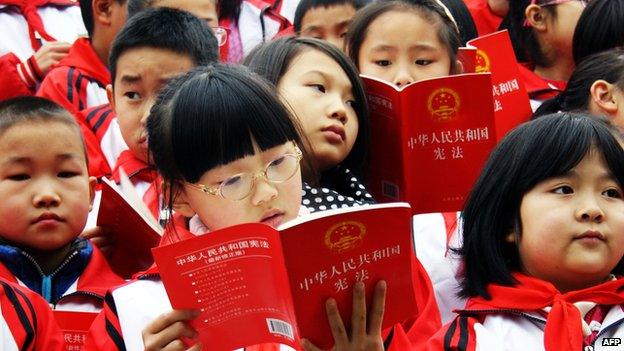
<box><xmin>243</xmin><ymin>36</ymin><xmax>370</xmax><ymax>182</ymax></box>
<box><xmin>459</xmin><ymin>113</ymin><xmax>624</xmax><ymax>299</ymax></box>
<box><xmin>127</xmin><ymin>0</ymin><xmax>218</xmax><ymax>18</ymax></box>
<box><xmin>345</xmin><ymin>0</ymin><xmax>461</xmax><ymax>70</ymax></box>
<box><xmin>501</xmin><ymin>0</ymin><xmax>557</xmax><ymax>66</ymax></box>
<box><xmin>218</xmin><ymin>0</ymin><xmax>242</xmax><ymax>21</ymax></box>
<box><xmin>572</xmin><ymin>0</ymin><xmax>624</xmax><ymax>65</ymax></box>
<box><xmin>109</xmin><ymin>7</ymin><xmax>219</xmax><ymax>85</ymax></box>
<box><xmin>438</xmin><ymin>0</ymin><xmax>478</xmax><ymax>45</ymax></box>
<box><xmin>534</xmin><ymin>49</ymin><xmax>624</xmax><ymax>117</ymax></box>
<box><xmin>293</xmin><ymin>0</ymin><xmax>363</xmax><ymax>33</ymax></box>
<box><xmin>80</xmin><ymin>0</ymin><xmax>128</xmax><ymax>37</ymax></box>
<box><xmin>147</xmin><ymin>64</ymin><xmax>304</xmax><ymax>218</ymax></box>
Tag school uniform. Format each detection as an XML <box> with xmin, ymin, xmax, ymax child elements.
<box><xmin>88</xmin><ymin>213</ymin><xmax>441</xmax><ymax>350</ymax></box>
<box><xmin>0</xmin><ymin>238</ymin><xmax>123</xmax><ymax>312</ymax></box>
<box><xmin>465</xmin><ymin>0</ymin><xmax>503</xmax><ymax>36</ymax></box>
<box><xmin>0</xmin><ymin>277</ymin><xmax>65</xmax><ymax>351</ymax></box>
<box><xmin>82</xmin><ymin>104</ymin><xmax>128</xmax><ymax>177</ymax></box>
<box><xmin>428</xmin><ymin>273</ymin><xmax>624</xmax><ymax>351</ymax></box>
<box><xmin>0</xmin><ymin>0</ymin><xmax>86</xmax><ymax>99</ymax></box>
<box><xmin>517</xmin><ymin>64</ymin><xmax>566</xmax><ymax>111</ymax></box>
<box><xmin>37</xmin><ymin>37</ymin><xmax>110</xmax><ymax>115</ymax></box>
<box><xmin>267</xmin><ymin>0</ymin><xmax>300</xmax><ymax>23</ymax></box>
<box><xmin>220</xmin><ymin>0</ymin><xmax>291</xmax><ymax>63</ymax></box>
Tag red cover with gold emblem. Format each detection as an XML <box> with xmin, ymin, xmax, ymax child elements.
<box><xmin>467</xmin><ymin>30</ymin><xmax>533</xmax><ymax>139</ymax></box>
<box><xmin>362</xmin><ymin>73</ymin><xmax>497</xmax><ymax>214</ymax></box>
<box><xmin>152</xmin><ymin>203</ymin><xmax>417</xmax><ymax>350</ymax></box>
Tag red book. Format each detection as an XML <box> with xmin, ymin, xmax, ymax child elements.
<box><xmin>467</xmin><ymin>30</ymin><xmax>533</xmax><ymax>139</ymax></box>
<box><xmin>362</xmin><ymin>73</ymin><xmax>497</xmax><ymax>214</ymax></box>
<box><xmin>152</xmin><ymin>203</ymin><xmax>418</xmax><ymax>350</ymax></box>
<box><xmin>53</xmin><ymin>310</ymin><xmax>98</xmax><ymax>351</ymax></box>
<box><xmin>97</xmin><ymin>175</ymin><xmax>163</xmax><ymax>278</ymax></box>
<box><xmin>457</xmin><ymin>47</ymin><xmax>477</xmax><ymax>74</ymax></box>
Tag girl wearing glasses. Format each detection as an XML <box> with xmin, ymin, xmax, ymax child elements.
<box><xmin>91</xmin><ymin>64</ymin><xmax>433</xmax><ymax>351</ymax></box>
<box><xmin>502</xmin><ymin>0</ymin><xmax>586</xmax><ymax>109</ymax></box>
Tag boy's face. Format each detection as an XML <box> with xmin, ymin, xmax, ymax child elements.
<box><xmin>108</xmin><ymin>47</ymin><xmax>195</xmax><ymax>164</ymax></box>
<box><xmin>299</xmin><ymin>3</ymin><xmax>356</xmax><ymax>51</ymax></box>
<box><xmin>0</xmin><ymin>121</ymin><xmax>94</xmax><ymax>251</ymax></box>
<box><xmin>154</xmin><ymin>0</ymin><xmax>218</xmax><ymax>27</ymax></box>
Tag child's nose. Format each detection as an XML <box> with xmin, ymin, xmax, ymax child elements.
<box><xmin>576</xmin><ymin>197</ymin><xmax>604</xmax><ymax>223</ymax></box>
<box><xmin>393</xmin><ymin>66</ymin><xmax>414</xmax><ymax>88</ymax></box>
<box><xmin>326</xmin><ymin>95</ymin><xmax>348</xmax><ymax>124</ymax></box>
<box><xmin>250</xmin><ymin>178</ymin><xmax>278</xmax><ymax>206</ymax></box>
<box><xmin>33</xmin><ymin>187</ymin><xmax>61</xmax><ymax>209</ymax></box>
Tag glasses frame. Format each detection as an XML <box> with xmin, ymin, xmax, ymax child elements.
<box><xmin>186</xmin><ymin>144</ymin><xmax>303</xmax><ymax>201</ymax></box>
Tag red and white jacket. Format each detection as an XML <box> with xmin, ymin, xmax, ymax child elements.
<box><xmin>0</xmin><ymin>0</ymin><xmax>86</xmax><ymax>100</ymax></box>
<box><xmin>0</xmin><ymin>277</ymin><xmax>64</xmax><ymax>351</ymax></box>
<box><xmin>88</xmin><ymin>216</ymin><xmax>441</xmax><ymax>350</ymax></box>
<box><xmin>517</xmin><ymin>64</ymin><xmax>566</xmax><ymax>111</ymax></box>
<box><xmin>0</xmin><ymin>243</ymin><xmax>124</xmax><ymax>312</ymax></box>
<box><xmin>37</xmin><ymin>37</ymin><xmax>110</xmax><ymax>115</ymax></box>
<box><xmin>81</xmin><ymin>103</ymin><xmax>127</xmax><ymax>178</ymax></box>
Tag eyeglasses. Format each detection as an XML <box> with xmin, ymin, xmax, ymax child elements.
<box><xmin>523</xmin><ymin>0</ymin><xmax>588</xmax><ymax>26</ymax></box>
<box><xmin>211</xmin><ymin>26</ymin><xmax>229</xmax><ymax>47</ymax></box>
<box><xmin>186</xmin><ymin>144</ymin><xmax>303</xmax><ymax>201</ymax></box>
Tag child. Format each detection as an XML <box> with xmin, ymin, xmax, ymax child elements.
<box><xmin>0</xmin><ymin>96</ymin><xmax>123</xmax><ymax>312</ymax></box>
<box><xmin>85</xmin><ymin>7</ymin><xmax>219</xmax><ymax>219</ymax></box>
<box><xmin>37</xmin><ymin>0</ymin><xmax>127</xmax><ymax>116</ymax></box>
<box><xmin>128</xmin><ymin>0</ymin><xmax>218</xmax><ymax>26</ymax></box>
<box><xmin>0</xmin><ymin>1</ymin><xmax>83</xmax><ymax>100</ymax></box>
<box><xmin>535</xmin><ymin>49</ymin><xmax>624</xmax><ymax>128</ymax></box>
<box><xmin>293</xmin><ymin>0</ymin><xmax>362</xmax><ymax>51</ymax></box>
<box><xmin>89</xmin><ymin>64</ymin><xmax>440</xmax><ymax>351</ymax></box>
<box><xmin>244</xmin><ymin>37</ymin><xmax>375</xmax><ymax>210</ymax></box>
<box><xmin>572</xmin><ymin>0</ymin><xmax>624</xmax><ymax>65</ymax></box>
<box><xmin>502</xmin><ymin>0</ymin><xmax>586</xmax><ymax>108</ymax></box>
<box><xmin>429</xmin><ymin>112</ymin><xmax>624</xmax><ymax>350</ymax></box>
<box><xmin>345</xmin><ymin>0</ymin><xmax>462</xmax><ymax>87</ymax></box>
<box><xmin>0</xmin><ymin>276</ymin><xmax>64</xmax><ymax>350</ymax></box>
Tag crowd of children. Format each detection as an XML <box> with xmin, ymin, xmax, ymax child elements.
<box><xmin>0</xmin><ymin>0</ymin><xmax>623</xmax><ymax>350</ymax></box>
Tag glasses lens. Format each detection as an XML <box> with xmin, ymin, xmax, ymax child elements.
<box><xmin>266</xmin><ymin>154</ymin><xmax>300</xmax><ymax>183</ymax></box>
<box><xmin>220</xmin><ymin>173</ymin><xmax>253</xmax><ymax>200</ymax></box>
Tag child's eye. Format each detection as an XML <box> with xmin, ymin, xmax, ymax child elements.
<box><xmin>553</xmin><ymin>185</ymin><xmax>574</xmax><ymax>194</ymax></box>
<box><xmin>415</xmin><ymin>59</ymin><xmax>433</xmax><ymax>66</ymax></box>
<box><xmin>222</xmin><ymin>175</ymin><xmax>242</xmax><ymax>187</ymax></box>
<box><xmin>339</xmin><ymin>32</ymin><xmax>347</xmax><ymax>38</ymax></box>
<box><xmin>308</xmin><ymin>84</ymin><xmax>326</xmax><ymax>93</ymax></box>
<box><xmin>375</xmin><ymin>60</ymin><xmax>391</xmax><ymax>67</ymax></box>
<box><xmin>345</xmin><ymin>100</ymin><xmax>356</xmax><ymax>108</ymax></box>
<box><xmin>7</xmin><ymin>174</ymin><xmax>29</xmax><ymax>181</ymax></box>
<box><xmin>124</xmin><ymin>92</ymin><xmax>141</xmax><ymax>100</ymax></box>
<box><xmin>603</xmin><ymin>188</ymin><xmax>622</xmax><ymax>198</ymax></box>
<box><xmin>58</xmin><ymin>171</ymin><xmax>79</xmax><ymax>178</ymax></box>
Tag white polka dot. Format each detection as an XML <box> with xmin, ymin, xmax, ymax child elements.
<box><xmin>322</xmin><ymin>188</ymin><xmax>329</xmax><ymax>193</ymax></box>
<box><xmin>326</xmin><ymin>196</ymin><xmax>334</xmax><ymax>202</ymax></box>
<box><xmin>341</xmin><ymin>204</ymin><xmax>349</xmax><ymax>208</ymax></box>
<box><xmin>338</xmin><ymin>195</ymin><xmax>345</xmax><ymax>201</ymax></box>
<box><xmin>302</xmin><ymin>199</ymin><xmax>310</xmax><ymax>205</ymax></box>
<box><xmin>331</xmin><ymin>204</ymin><xmax>338</xmax><ymax>209</ymax></box>
<box><xmin>345</xmin><ymin>169</ymin><xmax>350</xmax><ymax>173</ymax></box>
<box><xmin>309</xmin><ymin>208</ymin><xmax>316</xmax><ymax>212</ymax></box>
<box><xmin>315</xmin><ymin>197</ymin><xmax>322</xmax><ymax>203</ymax></box>
<box><xmin>319</xmin><ymin>205</ymin><xmax>327</xmax><ymax>210</ymax></box>
<box><xmin>350</xmin><ymin>184</ymin><xmax>356</xmax><ymax>188</ymax></box>
<box><xmin>365</xmin><ymin>193</ymin><xmax>373</xmax><ymax>198</ymax></box>
<box><xmin>310</xmin><ymin>188</ymin><xmax>318</xmax><ymax>194</ymax></box>
<box><xmin>350</xmin><ymin>177</ymin><xmax>357</xmax><ymax>182</ymax></box>
<box><xmin>347</xmin><ymin>197</ymin><xmax>354</xmax><ymax>201</ymax></box>
<box><xmin>358</xmin><ymin>184</ymin><xmax>365</xmax><ymax>189</ymax></box>
<box><xmin>356</xmin><ymin>191</ymin><xmax>362</xmax><ymax>196</ymax></box>
<box><xmin>301</xmin><ymin>189</ymin><xmax>307</xmax><ymax>196</ymax></box>
<box><xmin>353</xmin><ymin>203</ymin><xmax>361</xmax><ymax>207</ymax></box>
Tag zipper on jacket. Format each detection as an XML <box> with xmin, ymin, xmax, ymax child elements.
<box><xmin>459</xmin><ymin>308</ymin><xmax>547</xmax><ymax>326</ymax></box>
<box><xmin>21</xmin><ymin>250</ymin><xmax>79</xmax><ymax>302</ymax></box>
<box><xmin>591</xmin><ymin>314</ymin><xmax>624</xmax><ymax>347</ymax></box>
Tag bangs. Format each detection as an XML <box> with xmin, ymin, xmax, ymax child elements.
<box><xmin>168</xmin><ymin>66</ymin><xmax>301</xmax><ymax>183</ymax></box>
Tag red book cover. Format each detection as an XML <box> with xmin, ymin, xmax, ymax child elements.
<box><xmin>457</xmin><ymin>47</ymin><xmax>477</xmax><ymax>74</ymax></box>
<box><xmin>53</xmin><ymin>310</ymin><xmax>98</xmax><ymax>351</ymax></box>
<box><xmin>152</xmin><ymin>203</ymin><xmax>417</xmax><ymax>350</ymax></box>
<box><xmin>467</xmin><ymin>30</ymin><xmax>533</xmax><ymax>139</ymax></box>
<box><xmin>97</xmin><ymin>176</ymin><xmax>163</xmax><ymax>278</ymax></box>
<box><xmin>362</xmin><ymin>73</ymin><xmax>497</xmax><ymax>214</ymax></box>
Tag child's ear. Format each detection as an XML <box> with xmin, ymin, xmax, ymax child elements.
<box><xmin>88</xmin><ymin>176</ymin><xmax>97</xmax><ymax>211</ymax></box>
<box><xmin>163</xmin><ymin>182</ymin><xmax>196</xmax><ymax>218</ymax></box>
<box><xmin>525</xmin><ymin>5</ymin><xmax>547</xmax><ymax>32</ymax></box>
<box><xmin>106</xmin><ymin>84</ymin><xmax>115</xmax><ymax>108</ymax></box>
<box><xmin>452</xmin><ymin>59</ymin><xmax>464</xmax><ymax>75</ymax></box>
<box><xmin>93</xmin><ymin>0</ymin><xmax>116</xmax><ymax>26</ymax></box>
<box><xmin>590</xmin><ymin>80</ymin><xmax>619</xmax><ymax>115</ymax></box>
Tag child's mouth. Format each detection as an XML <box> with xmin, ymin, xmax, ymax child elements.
<box><xmin>261</xmin><ymin>210</ymin><xmax>285</xmax><ymax>228</ymax></box>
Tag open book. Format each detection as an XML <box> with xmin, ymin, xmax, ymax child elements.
<box><xmin>97</xmin><ymin>171</ymin><xmax>163</xmax><ymax>278</ymax></box>
<box><xmin>362</xmin><ymin>73</ymin><xmax>496</xmax><ymax>214</ymax></box>
<box><xmin>466</xmin><ymin>30</ymin><xmax>533</xmax><ymax>139</ymax></box>
<box><xmin>152</xmin><ymin>203</ymin><xmax>419</xmax><ymax>350</ymax></box>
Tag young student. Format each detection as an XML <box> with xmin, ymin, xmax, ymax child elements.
<box><xmin>501</xmin><ymin>0</ymin><xmax>586</xmax><ymax>108</ymax></box>
<box><xmin>293</xmin><ymin>0</ymin><xmax>363</xmax><ymax>51</ymax></box>
<box><xmin>0</xmin><ymin>1</ymin><xmax>84</xmax><ymax>100</ymax></box>
<box><xmin>0</xmin><ymin>276</ymin><xmax>65</xmax><ymax>350</ymax></box>
<box><xmin>535</xmin><ymin>49</ymin><xmax>624</xmax><ymax>129</ymax></box>
<box><xmin>345</xmin><ymin>0</ymin><xmax>463</xmax><ymax>87</ymax></box>
<box><xmin>572</xmin><ymin>0</ymin><xmax>624</xmax><ymax>65</ymax></box>
<box><xmin>84</xmin><ymin>7</ymin><xmax>219</xmax><ymax>220</ymax></box>
<box><xmin>429</xmin><ymin>112</ymin><xmax>624</xmax><ymax>351</ymax></box>
<box><xmin>244</xmin><ymin>37</ymin><xmax>375</xmax><ymax>210</ymax></box>
<box><xmin>0</xmin><ymin>96</ymin><xmax>123</xmax><ymax>312</ymax></box>
<box><xmin>89</xmin><ymin>64</ymin><xmax>440</xmax><ymax>351</ymax></box>
<box><xmin>218</xmin><ymin>0</ymin><xmax>291</xmax><ymax>63</ymax></box>
<box><xmin>37</xmin><ymin>0</ymin><xmax>127</xmax><ymax>116</ymax></box>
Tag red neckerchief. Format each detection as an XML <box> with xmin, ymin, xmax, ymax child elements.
<box><xmin>466</xmin><ymin>273</ymin><xmax>624</xmax><ymax>351</ymax></box>
<box><xmin>0</xmin><ymin>0</ymin><xmax>77</xmax><ymax>50</ymax></box>
<box><xmin>57</xmin><ymin>37</ymin><xmax>110</xmax><ymax>86</ymax></box>
<box><xmin>112</xmin><ymin>150</ymin><xmax>160</xmax><ymax>219</ymax></box>
<box><xmin>517</xmin><ymin>63</ymin><xmax>567</xmax><ymax>101</ymax></box>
